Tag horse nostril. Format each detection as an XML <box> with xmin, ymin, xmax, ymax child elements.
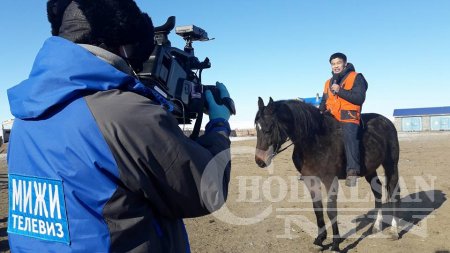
<box><xmin>255</xmin><ymin>158</ymin><xmax>267</xmax><ymax>168</ymax></box>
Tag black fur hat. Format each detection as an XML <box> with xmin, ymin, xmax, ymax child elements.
<box><xmin>47</xmin><ymin>0</ymin><xmax>154</xmax><ymax>50</ymax></box>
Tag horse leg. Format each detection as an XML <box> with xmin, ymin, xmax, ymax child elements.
<box><xmin>324</xmin><ymin>177</ymin><xmax>341</xmax><ymax>252</ymax></box>
<box><xmin>384</xmin><ymin>161</ymin><xmax>400</xmax><ymax>240</ymax></box>
<box><xmin>292</xmin><ymin>146</ymin><xmax>304</xmax><ymax>180</ymax></box>
<box><xmin>365</xmin><ymin>172</ymin><xmax>383</xmax><ymax>233</ymax></box>
<box><xmin>303</xmin><ymin>176</ymin><xmax>327</xmax><ymax>248</ymax></box>
<box><xmin>389</xmin><ymin>169</ymin><xmax>400</xmax><ymax>239</ymax></box>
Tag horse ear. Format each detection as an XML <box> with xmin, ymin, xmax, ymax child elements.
<box><xmin>266</xmin><ymin>97</ymin><xmax>275</xmax><ymax>113</ymax></box>
<box><xmin>258</xmin><ymin>97</ymin><xmax>264</xmax><ymax>109</ymax></box>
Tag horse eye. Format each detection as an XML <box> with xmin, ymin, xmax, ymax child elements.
<box><xmin>256</xmin><ymin>121</ymin><xmax>274</xmax><ymax>134</ymax></box>
<box><xmin>262</xmin><ymin>126</ymin><xmax>273</xmax><ymax>134</ymax></box>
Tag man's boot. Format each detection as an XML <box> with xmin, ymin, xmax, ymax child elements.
<box><xmin>345</xmin><ymin>170</ymin><xmax>358</xmax><ymax>187</ymax></box>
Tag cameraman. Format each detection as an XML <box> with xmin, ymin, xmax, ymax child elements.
<box><xmin>7</xmin><ymin>0</ymin><xmax>233</xmax><ymax>252</ymax></box>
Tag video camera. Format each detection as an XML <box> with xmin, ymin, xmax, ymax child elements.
<box><xmin>137</xmin><ymin>16</ymin><xmax>235</xmax><ymax>128</ymax></box>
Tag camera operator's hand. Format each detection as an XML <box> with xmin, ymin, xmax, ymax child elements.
<box><xmin>205</xmin><ymin>82</ymin><xmax>231</xmax><ymax>121</ymax></box>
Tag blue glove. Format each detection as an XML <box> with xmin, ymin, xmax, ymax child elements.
<box><xmin>205</xmin><ymin>82</ymin><xmax>231</xmax><ymax>121</ymax></box>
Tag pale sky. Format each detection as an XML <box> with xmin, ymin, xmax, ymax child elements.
<box><xmin>1</xmin><ymin>1</ymin><xmax>450</xmax><ymax>130</ymax></box>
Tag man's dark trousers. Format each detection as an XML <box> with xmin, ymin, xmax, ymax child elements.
<box><xmin>342</xmin><ymin>122</ymin><xmax>361</xmax><ymax>174</ymax></box>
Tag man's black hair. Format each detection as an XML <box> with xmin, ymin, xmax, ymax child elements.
<box><xmin>329</xmin><ymin>52</ymin><xmax>347</xmax><ymax>63</ymax></box>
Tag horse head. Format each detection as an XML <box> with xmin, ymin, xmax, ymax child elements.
<box><xmin>254</xmin><ymin>97</ymin><xmax>291</xmax><ymax>168</ymax></box>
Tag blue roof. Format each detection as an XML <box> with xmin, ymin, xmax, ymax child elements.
<box><xmin>299</xmin><ymin>96</ymin><xmax>322</xmax><ymax>106</ymax></box>
<box><xmin>393</xmin><ymin>106</ymin><xmax>450</xmax><ymax>117</ymax></box>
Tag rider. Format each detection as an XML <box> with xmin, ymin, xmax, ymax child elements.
<box><xmin>319</xmin><ymin>53</ymin><xmax>368</xmax><ymax>187</ymax></box>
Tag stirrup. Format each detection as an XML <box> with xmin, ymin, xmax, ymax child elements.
<box><xmin>345</xmin><ymin>176</ymin><xmax>357</xmax><ymax>187</ymax></box>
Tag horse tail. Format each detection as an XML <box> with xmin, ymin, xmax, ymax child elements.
<box><xmin>381</xmin><ymin>117</ymin><xmax>401</xmax><ymax>238</ymax></box>
<box><xmin>382</xmin><ymin>117</ymin><xmax>400</xmax><ymax>202</ymax></box>
<box><xmin>385</xmin><ymin>161</ymin><xmax>400</xmax><ymax>202</ymax></box>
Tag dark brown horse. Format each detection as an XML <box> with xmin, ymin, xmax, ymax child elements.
<box><xmin>254</xmin><ymin>97</ymin><xmax>400</xmax><ymax>252</ymax></box>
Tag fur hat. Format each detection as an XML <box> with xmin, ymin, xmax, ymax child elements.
<box><xmin>47</xmin><ymin>0</ymin><xmax>154</xmax><ymax>51</ymax></box>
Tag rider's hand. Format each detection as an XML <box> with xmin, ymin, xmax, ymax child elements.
<box><xmin>331</xmin><ymin>84</ymin><xmax>340</xmax><ymax>94</ymax></box>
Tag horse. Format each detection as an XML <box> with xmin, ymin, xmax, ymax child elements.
<box><xmin>254</xmin><ymin>97</ymin><xmax>400</xmax><ymax>252</ymax></box>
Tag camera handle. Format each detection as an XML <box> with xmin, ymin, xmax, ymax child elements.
<box><xmin>190</xmin><ymin>105</ymin><xmax>204</xmax><ymax>140</ymax></box>
<box><xmin>154</xmin><ymin>16</ymin><xmax>175</xmax><ymax>46</ymax></box>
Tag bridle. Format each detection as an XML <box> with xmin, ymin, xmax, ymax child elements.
<box><xmin>256</xmin><ymin>105</ymin><xmax>294</xmax><ymax>162</ymax></box>
<box><xmin>273</xmin><ymin>141</ymin><xmax>294</xmax><ymax>157</ymax></box>
<box><xmin>266</xmin><ymin>121</ymin><xmax>294</xmax><ymax>159</ymax></box>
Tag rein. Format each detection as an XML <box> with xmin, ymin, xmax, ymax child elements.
<box><xmin>271</xmin><ymin>124</ymin><xmax>294</xmax><ymax>157</ymax></box>
<box><xmin>274</xmin><ymin>141</ymin><xmax>294</xmax><ymax>155</ymax></box>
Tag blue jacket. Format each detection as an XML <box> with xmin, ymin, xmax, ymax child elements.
<box><xmin>7</xmin><ymin>37</ymin><xmax>231</xmax><ymax>252</ymax></box>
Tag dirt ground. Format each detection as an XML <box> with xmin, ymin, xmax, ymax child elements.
<box><xmin>1</xmin><ymin>133</ymin><xmax>450</xmax><ymax>252</ymax></box>
<box><xmin>1</xmin><ymin>151</ymin><xmax>8</xmax><ymax>252</ymax></box>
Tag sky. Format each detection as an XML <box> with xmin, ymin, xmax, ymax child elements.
<box><xmin>1</xmin><ymin>0</ymin><xmax>450</xmax><ymax>129</ymax></box>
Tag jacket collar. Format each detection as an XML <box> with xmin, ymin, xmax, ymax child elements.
<box><xmin>8</xmin><ymin>36</ymin><xmax>139</xmax><ymax>119</ymax></box>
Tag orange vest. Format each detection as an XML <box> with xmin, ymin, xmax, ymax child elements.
<box><xmin>323</xmin><ymin>71</ymin><xmax>361</xmax><ymax>124</ymax></box>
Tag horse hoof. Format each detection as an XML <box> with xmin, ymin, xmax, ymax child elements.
<box><xmin>310</xmin><ymin>244</ymin><xmax>323</xmax><ymax>252</ymax></box>
<box><xmin>312</xmin><ymin>239</ymin><xmax>324</xmax><ymax>251</ymax></box>
<box><xmin>387</xmin><ymin>230</ymin><xmax>400</xmax><ymax>240</ymax></box>
<box><xmin>330</xmin><ymin>246</ymin><xmax>341</xmax><ymax>253</ymax></box>
<box><xmin>371</xmin><ymin>225</ymin><xmax>382</xmax><ymax>234</ymax></box>
<box><xmin>389</xmin><ymin>233</ymin><xmax>400</xmax><ymax>240</ymax></box>
<box><xmin>388</xmin><ymin>235</ymin><xmax>399</xmax><ymax>241</ymax></box>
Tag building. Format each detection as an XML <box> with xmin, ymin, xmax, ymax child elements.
<box><xmin>299</xmin><ymin>93</ymin><xmax>322</xmax><ymax>108</ymax></box>
<box><xmin>1</xmin><ymin>119</ymin><xmax>14</xmax><ymax>144</ymax></box>
<box><xmin>393</xmin><ymin>106</ymin><xmax>450</xmax><ymax>132</ymax></box>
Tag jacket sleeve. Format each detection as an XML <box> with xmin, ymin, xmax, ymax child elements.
<box><xmin>318</xmin><ymin>92</ymin><xmax>328</xmax><ymax>112</ymax></box>
<box><xmin>318</xmin><ymin>81</ymin><xmax>329</xmax><ymax>112</ymax></box>
<box><xmin>336</xmin><ymin>73</ymin><xmax>368</xmax><ymax>106</ymax></box>
<box><xmin>140</xmin><ymin>109</ymin><xmax>231</xmax><ymax>218</ymax></box>
<box><xmin>86</xmin><ymin>90</ymin><xmax>231</xmax><ymax>219</ymax></box>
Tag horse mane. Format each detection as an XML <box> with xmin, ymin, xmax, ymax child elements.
<box><xmin>275</xmin><ymin>100</ymin><xmax>325</xmax><ymax>144</ymax></box>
